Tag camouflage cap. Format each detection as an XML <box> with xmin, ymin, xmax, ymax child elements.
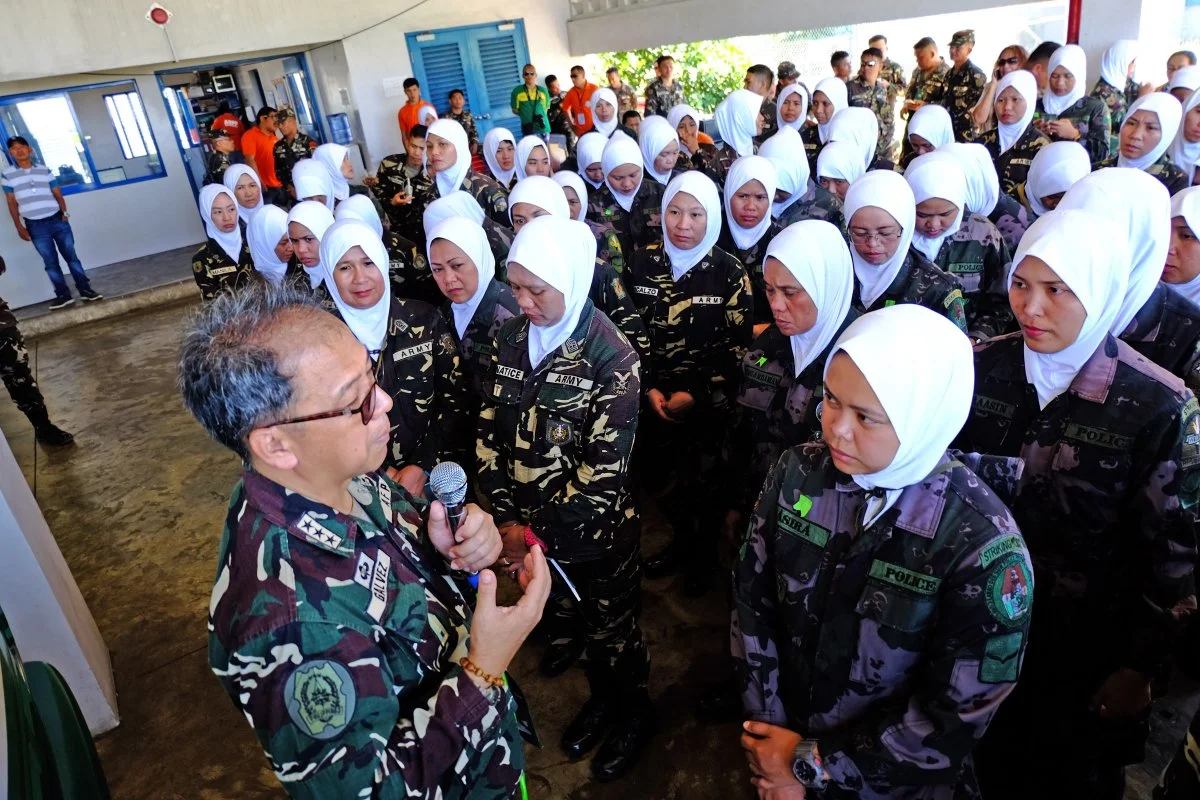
<box><xmin>777</xmin><ymin>61</ymin><xmax>799</xmax><ymax>80</ymax></box>
<box><xmin>275</xmin><ymin>107</ymin><xmax>297</xmax><ymax>123</ymax></box>
<box><xmin>208</xmin><ymin>128</ymin><xmax>231</xmax><ymax>140</ymax></box>
<box><xmin>949</xmin><ymin>30</ymin><xmax>975</xmax><ymax>47</ymax></box>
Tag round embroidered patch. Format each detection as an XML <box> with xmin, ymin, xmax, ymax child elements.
<box><xmin>986</xmin><ymin>554</ymin><xmax>1032</xmax><ymax>628</ymax></box>
<box><xmin>284</xmin><ymin>660</ymin><xmax>356</xmax><ymax>740</ymax></box>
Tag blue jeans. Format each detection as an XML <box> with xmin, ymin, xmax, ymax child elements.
<box><xmin>26</xmin><ymin>213</ymin><xmax>92</xmax><ymax>298</ymax></box>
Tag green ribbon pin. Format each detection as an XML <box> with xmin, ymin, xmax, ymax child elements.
<box><xmin>792</xmin><ymin>495</ymin><xmax>813</xmax><ymax>517</ymax></box>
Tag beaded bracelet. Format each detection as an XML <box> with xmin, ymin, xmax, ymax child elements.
<box><xmin>459</xmin><ymin>657</ymin><xmax>505</xmax><ymax>688</ymax></box>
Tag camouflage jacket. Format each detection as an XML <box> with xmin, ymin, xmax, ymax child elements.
<box><xmin>801</xmin><ymin>124</ymin><xmax>824</xmax><ymax>179</ymax></box>
<box><xmin>976</xmin><ymin>123</ymin><xmax>1052</xmax><ymax>198</ymax></box>
<box><xmin>733</xmin><ymin>445</ymin><xmax>1032</xmax><ymax>798</ymax></box>
<box><xmin>204</xmin><ymin>150</ymin><xmax>243</xmax><ymax>187</ymax></box>
<box><xmin>461</xmin><ymin>171</ymin><xmax>511</xmax><ymax>227</ymax></box>
<box><xmin>957</xmin><ymin>333</ymin><xmax>1200</xmax><ymax>676</ymax></box>
<box><xmin>693</xmin><ymin>143</ymin><xmax>743</xmax><ymax>191</ymax></box>
<box><xmin>484</xmin><ymin>218</ymin><xmax>515</xmax><ymax>283</ymax></box>
<box><xmin>778</xmin><ymin>185</ymin><xmax>847</xmax><ymax>238</ymax></box>
<box><xmin>987</xmin><ymin>190</ymin><xmax>1034</xmax><ymax>254</ymax></box>
<box><xmin>930</xmin><ymin>213</ymin><xmax>1014</xmax><ymax>340</ymax></box>
<box><xmin>371</xmin><ymin>297</ymin><xmax>471</xmax><ymax>472</ymax></box>
<box><xmin>644</xmin><ymin>78</ymin><xmax>686</xmax><ymax>118</ymax></box>
<box><xmin>208</xmin><ymin>469</ymin><xmax>523</xmax><ymax>798</ymax></box>
<box><xmin>718</xmin><ymin>218</ymin><xmax>785</xmax><ymax>325</ymax></box>
<box><xmin>445</xmin><ymin>109</ymin><xmax>480</xmax><ymax>152</ymax></box>
<box><xmin>853</xmin><ymin>249</ymin><xmax>969</xmax><ymax>333</ymax></box>
<box><xmin>587</xmin><ymin>218</ymin><xmax>625</xmax><ymax>273</ymax></box>
<box><xmin>942</xmin><ymin>61</ymin><xmax>987</xmax><ymax>142</ymax></box>
<box><xmin>477</xmin><ymin>303</ymin><xmax>641</xmax><ymax>562</ymax></box>
<box><xmin>758</xmin><ymin>98</ymin><xmax>779</xmax><ymax>143</ymax></box>
<box><xmin>191</xmin><ymin>230</ymin><xmax>257</xmax><ymax>302</ymax></box>
<box><xmin>611</xmin><ymin>82</ymin><xmax>637</xmax><ymax>114</ymax></box>
<box><xmin>904</xmin><ymin>61</ymin><xmax>951</xmax><ymax>113</ymax></box>
<box><xmin>1093</xmin><ymin>154</ymin><xmax>1189</xmax><ymax>196</ymax></box>
<box><xmin>588</xmin><ymin>260</ymin><xmax>650</xmax><ymax>366</ymax></box>
<box><xmin>384</xmin><ymin>228</ymin><xmax>441</xmax><ymax>308</ymax></box>
<box><xmin>371</xmin><ymin>154</ymin><xmax>430</xmax><ymax>240</ymax></box>
<box><xmin>1090</xmin><ymin>79</ymin><xmax>1128</xmax><ymax>155</ymax></box>
<box><xmin>627</xmin><ymin>242</ymin><xmax>753</xmax><ymax>413</ymax></box>
<box><xmin>730</xmin><ymin>314</ymin><xmax>859</xmax><ymax>511</ymax></box>
<box><xmin>585</xmin><ymin>181</ymin><xmax>665</xmax><ymax>256</ymax></box>
<box><xmin>1120</xmin><ymin>283</ymin><xmax>1200</xmax><ymax>396</ymax></box>
<box><xmin>847</xmin><ymin>77</ymin><xmax>895</xmax><ymax>161</ymax></box>
<box><xmin>0</xmin><ymin>295</ymin><xmax>16</xmax><ymax>332</ymax></box>
<box><xmin>880</xmin><ymin>59</ymin><xmax>907</xmax><ymax>104</ymax></box>
<box><xmin>273</xmin><ymin>133</ymin><xmax>318</xmax><ymax>194</ymax></box>
<box><xmin>447</xmin><ymin>278</ymin><xmax>522</xmax><ymax>403</ymax></box>
<box><xmin>547</xmin><ymin>95</ymin><xmax>578</xmax><ymax>153</ymax></box>
<box><xmin>1035</xmin><ymin>96</ymin><xmax>1111</xmax><ymax>163</ymax></box>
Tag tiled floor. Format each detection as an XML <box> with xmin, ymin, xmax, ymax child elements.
<box><xmin>0</xmin><ymin>301</ymin><xmax>1194</xmax><ymax>798</ymax></box>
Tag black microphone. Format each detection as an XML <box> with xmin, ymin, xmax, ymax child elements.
<box><xmin>429</xmin><ymin>461</ymin><xmax>469</xmax><ymax>533</ymax></box>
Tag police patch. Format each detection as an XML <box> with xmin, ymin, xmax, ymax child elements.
<box><xmin>546</xmin><ymin>419</ymin><xmax>573</xmax><ymax>445</ymax></box>
<box><xmin>986</xmin><ymin>554</ymin><xmax>1032</xmax><ymax>627</ymax></box>
<box><xmin>439</xmin><ymin>333</ymin><xmax>456</xmax><ymax>355</ymax></box>
<box><xmin>285</xmin><ymin>660</ymin><xmax>356</xmax><ymax>740</ymax></box>
<box><xmin>1181</xmin><ymin>397</ymin><xmax>1200</xmax><ymax>469</ymax></box>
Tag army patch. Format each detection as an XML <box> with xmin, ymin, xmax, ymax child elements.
<box><xmin>985</xmin><ymin>553</ymin><xmax>1032</xmax><ymax>628</ymax></box>
<box><xmin>745</xmin><ymin>365</ymin><xmax>782</xmax><ymax>388</ymax></box>
<box><xmin>979</xmin><ymin>632</ymin><xmax>1024</xmax><ymax>684</ymax></box>
<box><xmin>296</xmin><ymin>512</ymin><xmax>343</xmax><ymax>550</ymax></box>
<box><xmin>546</xmin><ymin>372</ymin><xmax>595</xmax><ymax>390</ymax></box>
<box><xmin>776</xmin><ymin>506</ymin><xmax>828</xmax><ymax>547</ymax></box>
<box><xmin>692</xmin><ymin>296</ymin><xmax>723</xmax><ymax>306</ymax></box>
<box><xmin>439</xmin><ymin>333</ymin><xmax>456</xmax><ymax>355</ymax></box>
<box><xmin>546</xmin><ymin>419</ymin><xmax>573</xmax><ymax>446</ymax></box>
<box><xmin>367</xmin><ymin>551</ymin><xmax>391</xmax><ymax>621</ymax></box>
<box><xmin>563</xmin><ymin>339</ymin><xmax>584</xmax><ymax>357</ymax></box>
<box><xmin>392</xmin><ymin>341</ymin><xmax>433</xmax><ymax>361</ymax></box>
<box><xmin>612</xmin><ymin>371</ymin><xmax>631</xmax><ymax>396</ymax></box>
<box><xmin>354</xmin><ymin>553</ymin><xmax>374</xmax><ymax>589</ymax></box>
<box><xmin>389</xmin><ymin>317</ymin><xmax>410</xmax><ymax>335</ymax></box>
<box><xmin>285</xmin><ymin>660</ymin><xmax>356</xmax><ymax>740</ymax></box>
<box><xmin>979</xmin><ymin>534</ymin><xmax>1024</xmax><ymax>568</ymax></box>
<box><xmin>868</xmin><ymin>560</ymin><xmax>941</xmax><ymax>595</ymax></box>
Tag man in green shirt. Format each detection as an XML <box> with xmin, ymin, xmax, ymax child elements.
<box><xmin>511</xmin><ymin>64</ymin><xmax>551</xmax><ymax>136</ymax></box>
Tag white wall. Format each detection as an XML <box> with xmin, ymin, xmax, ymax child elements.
<box><xmin>70</xmin><ymin>85</ymin><xmax>161</xmax><ymax>181</ymax></box>
<box><xmin>1076</xmin><ymin>0</ymin><xmax>1184</xmax><ymax>88</ymax></box>
<box><xmin>308</xmin><ymin>42</ymin><xmax>363</xmax><ymax>151</ymax></box>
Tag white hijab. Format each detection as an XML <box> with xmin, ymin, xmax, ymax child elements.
<box><xmin>246</xmin><ymin>204</ymin><xmax>290</xmax><ymax>286</ymax></box>
<box><xmin>427</xmin><ymin>216</ymin><xmax>496</xmax><ymax>338</ymax></box>
<box><xmin>601</xmin><ymin>135</ymin><xmax>644</xmax><ymax>212</ymax></box>
<box><xmin>514</xmin><ymin>135</ymin><xmax>550</xmax><ymax>182</ymax></box>
<box><xmin>775</xmin><ymin>84</ymin><xmax>809</xmax><ymax>133</ymax></box>
<box><xmin>318</xmin><ymin>220</ymin><xmax>392</xmax><ymax>356</ymax></box>
<box><xmin>576</xmin><ymin>132</ymin><xmax>609</xmax><ymax>189</ymax></box>
<box><xmin>844</xmin><ymin>170</ymin><xmax>917</xmax><ymax>309</ymax></box>
<box><xmin>812</xmin><ymin>78</ymin><xmax>849</xmax><ymax>144</ymax></box>
<box><xmin>1058</xmin><ymin>167</ymin><xmax>1171</xmax><ymax>334</ymax></box>
<box><xmin>941</xmin><ymin>142</ymin><xmax>1001</xmax><ymax>217</ymax></box>
<box><xmin>758</xmin><ymin>127</ymin><xmax>810</xmax><ymax>218</ymax></box>
<box><xmin>553</xmin><ymin>170</ymin><xmax>590</xmax><ymax>221</ymax></box>
<box><xmin>662</xmin><ymin>171</ymin><xmax>723</xmax><ymax>280</ymax></box>
<box><xmin>313</xmin><ymin>143</ymin><xmax>352</xmax><ymax>201</ymax></box>
<box><xmin>286</xmin><ymin>201</ymin><xmax>335</xmax><ymax>280</ymax></box>
<box><xmin>714</xmin><ymin>89</ymin><xmax>764</xmax><ymax>158</ymax></box>
<box><xmin>222</xmin><ymin>164</ymin><xmax>265</xmax><ymax>220</ymax></box>
<box><xmin>816</xmin><ymin>141</ymin><xmax>865</xmax><ymax>184</ymax></box>
<box><xmin>995</xmin><ymin>70</ymin><xmax>1038</xmax><ymax>154</ymax></box>
<box><xmin>1171</xmin><ymin>89</ymin><xmax>1200</xmax><ymax>184</ymax></box>
<box><xmin>291</xmin><ymin>159</ymin><xmax>335</xmax><ymax>210</ymax></box>
<box><xmin>1118</xmin><ymin>92</ymin><xmax>1183</xmax><ymax>170</ymax></box>
<box><xmin>1168</xmin><ymin>66</ymin><xmax>1200</xmax><ymax>96</ymax></box>
<box><xmin>508</xmin><ymin>174</ymin><xmax>570</xmax><ymax>223</ymax></box>
<box><xmin>667</xmin><ymin>104</ymin><xmax>703</xmax><ymax>153</ymax></box>
<box><xmin>825</xmin><ymin>304</ymin><xmax>974</xmax><ymax>526</ymax></box>
<box><xmin>482</xmin><ymin>127</ymin><xmax>517</xmax><ymax>188</ymax></box>
<box><xmin>335</xmin><ymin>193</ymin><xmax>384</xmax><ymax>238</ymax></box>
<box><xmin>1100</xmin><ymin>39</ymin><xmax>1137</xmax><ymax>89</ymax></box>
<box><xmin>723</xmin><ymin>155</ymin><xmax>778</xmax><ymax>251</ymax></box>
<box><xmin>1169</xmin><ymin>187</ymin><xmax>1200</xmax><ymax>304</ymax></box>
<box><xmin>1011</xmin><ymin>209</ymin><xmax>1128</xmax><ymax>408</ymax></box>
<box><xmin>1044</xmin><ymin>45</ymin><xmax>1087</xmax><ymax>117</ymax></box>
<box><xmin>427</xmin><ymin>119</ymin><xmax>472</xmax><ymax>197</ymax></box>
<box><xmin>1025</xmin><ymin>141</ymin><xmax>1092</xmax><ymax>216</ymax></box>
<box><xmin>417</xmin><ymin>105</ymin><xmax>439</xmax><ymax>126</ymax></box>
<box><xmin>591</xmin><ymin>88</ymin><xmax>620</xmax><ymax>138</ymax></box>
<box><xmin>422</xmin><ymin>190</ymin><xmax>485</xmax><ymax>239</ymax></box>
<box><xmin>827</xmin><ymin>107</ymin><xmax>879</xmax><ymax>171</ymax></box>
<box><xmin>198</xmin><ymin>184</ymin><xmax>243</xmax><ymax>264</ymax></box>
<box><xmin>508</xmin><ymin>216</ymin><xmax>596</xmax><ymax>369</ymax></box>
<box><xmin>906</xmin><ymin>153</ymin><xmax>966</xmax><ymax>262</ymax></box>
<box><xmin>765</xmin><ymin>221</ymin><xmax>854</xmax><ymax>375</ymax></box>
<box><xmin>907</xmin><ymin>104</ymin><xmax>954</xmax><ymax>151</ymax></box>
<box><xmin>640</xmin><ymin>115</ymin><xmax>681</xmax><ymax>185</ymax></box>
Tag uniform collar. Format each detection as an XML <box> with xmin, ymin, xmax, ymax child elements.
<box><xmin>1119</xmin><ymin>283</ymin><xmax>1166</xmax><ymax>343</ymax></box>
<box><xmin>240</xmin><ymin>469</ymin><xmax>388</xmax><ymax>557</ymax></box>
<box><xmin>1066</xmin><ymin>334</ymin><xmax>1120</xmax><ymax>404</ymax></box>
<box><xmin>832</xmin><ymin>450</ymin><xmax>954</xmax><ymax>539</ymax></box>
<box><xmin>503</xmin><ymin>302</ymin><xmax>595</xmax><ymax>359</ymax></box>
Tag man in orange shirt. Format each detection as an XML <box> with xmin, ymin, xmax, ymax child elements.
<box><xmin>397</xmin><ymin>78</ymin><xmax>436</xmax><ymax>145</ymax></box>
<box><xmin>241</xmin><ymin>107</ymin><xmax>285</xmax><ymax>204</ymax></box>
<box><xmin>561</xmin><ymin>66</ymin><xmax>598</xmax><ymax>137</ymax></box>
<box><xmin>210</xmin><ymin>102</ymin><xmax>245</xmax><ymax>148</ymax></box>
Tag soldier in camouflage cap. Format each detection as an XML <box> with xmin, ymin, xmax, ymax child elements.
<box><xmin>735</xmin><ymin>304</ymin><xmax>1032</xmax><ymax>798</ymax></box>
<box><xmin>942</xmin><ymin>30</ymin><xmax>987</xmax><ymax>142</ymax></box>
<box><xmin>272</xmin><ymin>108</ymin><xmax>318</xmax><ymax>203</ymax></box>
<box><xmin>643</xmin><ymin>54</ymin><xmax>686</xmax><ymax>118</ymax></box>
<box><xmin>180</xmin><ymin>282</ymin><xmax>550</xmax><ymax>798</ymax></box>
<box><xmin>204</xmin><ymin>128</ymin><xmax>244</xmax><ymax>187</ymax></box>
<box><xmin>775</xmin><ymin>61</ymin><xmax>800</xmax><ymax>97</ymax></box>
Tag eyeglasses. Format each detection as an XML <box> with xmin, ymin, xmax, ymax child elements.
<box><xmin>862</xmin><ymin>61</ymin><xmax>878</xmax><ymax>68</ymax></box>
<box><xmin>523</xmin><ymin>71</ymin><xmax>536</xmax><ymax>76</ymax></box>
<box><xmin>998</xmin><ymin>57</ymin><xmax>1021</xmax><ymax>66</ymax></box>
<box><xmin>263</xmin><ymin>379</ymin><xmax>380</xmax><ymax>428</ymax></box>
<box><xmin>849</xmin><ymin>227</ymin><xmax>903</xmax><ymax>245</ymax></box>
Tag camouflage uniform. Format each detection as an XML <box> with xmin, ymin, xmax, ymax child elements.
<box><xmin>588</xmin><ymin>260</ymin><xmax>650</xmax><ymax>365</ymax></box>
<box><xmin>975</xmin><ymin>124</ymin><xmax>1052</xmax><ymax>198</ymax></box>
<box><xmin>928</xmin><ymin>213</ymin><xmax>1014</xmax><ymax>340</ymax></box>
<box><xmin>273</xmin><ymin>132</ymin><xmax>318</xmax><ymax>197</ymax></box>
<box><xmin>547</xmin><ymin>93</ymin><xmax>578</xmax><ymax>154</ymax></box>
<box><xmin>692</xmin><ymin>144</ymin><xmax>742</xmax><ymax>191</ymax></box>
<box><xmin>209</xmin><ymin>469</ymin><xmax>525</xmax><ymax>798</ymax></box>
<box><xmin>733</xmin><ymin>444</ymin><xmax>1033</xmax><ymax>799</ymax></box>
<box><xmin>610</xmin><ymin>82</ymin><xmax>637</xmax><ymax>115</ymax></box>
<box><xmin>585</xmin><ymin>181</ymin><xmax>665</xmax><ymax>257</ymax></box>
<box><xmin>800</xmin><ymin>125</ymin><xmax>824</xmax><ymax>178</ymax></box>
<box><xmin>880</xmin><ymin>59</ymin><xmax>907</xmax><ymax>105</ymax></box>
<box><xmin>643</xmin><ymin>78</ymin><xmax>686</xmax><ymax>118</ymax></box>
<box><xmin>778</xmin><ymin>184</ymin><xmax>846</xmax><ymax>236</ymax></box>
<box><xmin>204</xmin><ymin>150</ymin><xmax>243</xmax><ymax>186</ymax></box>
<box><xmin>1157</xmin><ymin>707</ymin><xmax>1200</xmax><ymax>799</ymax></box>
<box><xmin>852</xmin><ymin>250</ymin><xmax>969</xmax><ymax>333</ymax></box>
<box><xmin>461</xmin><ymin>172</ymin><xmax>510</xmax><ymax>227</ymax></box>
<box><xmin>0</xmin><ymin>299</ymin><xmax>56</xmax><ymax>431</ymax></box>
<box><xmin>371</xmin><ymin>153</ymin><xmax>429</xmax><ymax>242</ymax></box>
<box><xmin>718</xmin><ymin>219</ymin><xmax>785</xmax><ymax>325</ymax></box>
<box><xmin>957</xmin><ymin>333</ymin><xmax>1200</xmax><ymax>798</ymax></box>
<box><xmin>446</xmin><ymin>278</ymin><xmax>521</xmax><ymax>404</ymax></box>
<box><xmin>1035</xmin><ymin>96</ymin><xmax>1111</xmax><ymax>163</ymax></box>
<box><xmin>900</xmin><ymin>61</ymin><xmax>951</xmax><ymax>162</ymax></box>
<box><xmin>587</xmin><ymin>219</ymin><xmax>626</xmax><ymax>273</ymax></box>
<box><xmin>989</xmin><ymin>189</ymin><xmax>1034</xmax><ymax>253</ymax></box>
<box><xmin>483</xmin><ymin>219</ymin><xmax>515</xmax><ymax>283</ymax></box>
<box><xmin>758</xmin><ymin>98</ymin><xmax>779</xmax><ymax>143</ymax></box>
<box><xmin>1093</xmin><ymin>154</ymin><xmax>1189</xmax><ymax>196</ymax></box>
<box><xmin>190</xmin><ymin>228</ymin><xmax>257</xmax><ymax>302</ymax></box>
<box><xmin>384</xmin><ymin>228</ymin><xmax>440</xmax><ymax>308</ymax></box>
<box><xmin>445</xmin><ymin>109</ymin><xmax>480</xmax><ymax>153</ymax></box>
<box><xmin>847</xmin><ymin>77</ymin><xmax>895</xmax><ymax>162</ymax></box>
<box><xmin>1090</xmin><ymin>79</ymin><xmax>1128</xmax><ymax>157</ymax></box>
<box><xmin>477</xmin><ymin>302</ymin><xmax>649</xmax><ymax>699</ymax></box>
<box><xmin>942</xmin><ymin>61</ymin><xmax>987</xmax><ymax>142</ymax></box>
<box><xmin>1119</xmin><ymin>283</ymin><xmax>1200</xmax><ymax>396</ymax></box>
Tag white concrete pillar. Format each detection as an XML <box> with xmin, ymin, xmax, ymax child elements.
<box><xmin>0</xmin><ymin>433</ymin><xmax>118</xmax><ymax>735</ymax></box>
<box><xmin>1076</xmin><ymin>0</ymin><xmax>1185</xmax><ymax>90</ymax></box>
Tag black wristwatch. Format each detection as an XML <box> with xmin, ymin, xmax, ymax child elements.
<box><xmin>791</xmin><ymin>740</ymin><xmax>828</xmax><ymax>790</ymax></box>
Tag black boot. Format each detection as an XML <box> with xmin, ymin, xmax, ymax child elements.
<box><xmin>591</xmin><ymin>691</ymin><xmax>656</xmax><ymax>782</ymax></box>
<box><xmin>561</xmin><ymin>694</ymin><xmax>616</xmax><ymax>759</ymax></box>
<box><xmin>26</xmin><ymin>408</ymin><xmax>74</xmax><ymax>447</ymax></box>
<box><xmin>539</xmin><ymin>639</ymin><xmax>585</xmax><ymax>678</ymax></box>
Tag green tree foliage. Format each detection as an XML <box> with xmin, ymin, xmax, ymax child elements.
<box><xmin>594</xmin><ymin>39</ymin><xmax>750</xmax><ymax>113</ymax></box>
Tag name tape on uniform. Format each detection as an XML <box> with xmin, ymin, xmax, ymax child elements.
<box><xmin>392</xmin><ymin>341</ymin><xmax>433</xmax><ymax>361</ymax></box>
<box><xmin>546</xmin><ymin>372</ymin><xmax>595</xmax><ymax>390</ymax></box>
<box><xmin>496</xmin><ymin>365</ymin><xmax>525</xmax><ymax>381</ymax></box>
<box><xmin>634</xmin><ymin>285</ymin><xmax>659</xmax><ymax>297</ymax></box>
<box><xmin>692</xmin><ymin>295</ymin><xmax>723</xmax><ymax>306</ymax></box>
<box><xmin>367</xmin><ymin>551</ymin><xmax>391</xmax><ymax>622</ymax></box>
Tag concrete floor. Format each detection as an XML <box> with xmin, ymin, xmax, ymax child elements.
<box><xmin>0</xmin><ymin>300</ymin><xmax>1196</xmax><ymax>799</ymax></box>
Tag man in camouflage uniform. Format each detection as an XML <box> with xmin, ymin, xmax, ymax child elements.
<box><xmin>544</xmin><ymin>75</ymin><xmax>578</xmax><ymax>154</ymax></box>
<box><xmin>847</xmin><ymin>48</ymin><xmax>895</xmax><ymax>165</ymax></box>
<box><xmin>182</xmin><ymin>285</ymin><xmax>545</xmax><ymax>799</ymax></box>
<box><xmin>204</xmin><ymin>129</ymin><xmax>243</xmax><ymax>186</ymax></box>
<box><xmin>870</xmin><ymin>35</ymin><xmax>907</xmax><ymax>106</ymax></box>
<box><xmin>734</xmin><ymin>443</ymin><xmax>1034</xmax><ymax>797</ymax></box>
<box><xmin>272</xmin><ymin>109</ymin><xmax>317</xmax><ymax>202</ymax></box>
<box><xmin>745</xmin><ymin>64</ymin><xmax>778</xmax><ymax>141</ymax></box>
<box><xmin>372</xmin><ymin>125</ymin><xmax>435</xmax><ymax>243</ymax></box>
<box><xmin>445</xmin><ymin>89</ymin><xmax>479</xmax><ymax>155</ymax></box>
<box><xmin>942</xmin><ymin>31</ymin><xmax>988</xmax><ymax>142</ymax></box>
<box><xmin>901</xmin><ymin>37</ymin><xmax>951</xmax><ymax>161</ymax></box>
<box><xmin>643</xmin><ymin>55</ymin><xmax>686</xmax><ymax>118</ymax></box>
<box><xmin>775</xmin><ymin>61</ymin><xmax>800</xmax><ymax>98</ymax></box>
<box><xmin>606</xmin><ymin>68</ymin><xmax>638</xmax><ymax>114</ymax></box>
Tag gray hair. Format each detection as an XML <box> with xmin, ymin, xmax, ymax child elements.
<box><xmin>177</xmin><ymin>283</ymin><xmax>322</xmax><ymax>464</ymax></box>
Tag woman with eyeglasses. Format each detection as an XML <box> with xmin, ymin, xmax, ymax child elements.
<box><xmin>1092</xmin><ymin>93</ymin><xmax>1188</xmax><ymax>196</ymax></box>
<box><xmin>969</xmin><ymin>44</ymin><xmax>1028</xmax><ymax>136</ymax></box>
<box><xmin>843</xmin><ymin>170</ymin><xmax>968</xmax><ymax>331</ymax></box>
<box><xmin>1034</xmin><ymin>45</ymin><xmax>1112</xmax><ymax>162</ymax></box>
<box><xmin>317</xmin><ymin>220</ymin><xmax>470</xmax><ymax>496</ymax></box>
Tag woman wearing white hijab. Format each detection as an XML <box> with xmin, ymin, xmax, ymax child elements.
<box><xmin>477</xmin><ymin>214</ymin><xmax>652</xmax><ymax>780</ymax></box>
<box><xmin>843</xmin><ymin>170</ymin><xmax>968</xmax><ymax>331</ymax></box>
<box><xmin>1166</xmin><ymin>187</ymin><xmax>1200</xmax><ymax>307</ymax></box>
<box><xmin>905</xmin><ymin>104</ymin><xmax>953</xmax><ymax>163</ymax></box>
<box><xmin>421</xmin><ymin>190</ymin><xmax>513</xmax><ymax>284</ymax></box>
<box><xmin>222</xmin><ymin>164</ymin><xmax>265</xmax><ymax>221</ymax></box>
<box><xmin>587</xmin><ymin>134</ymin><xmax>663</xmax><ymax>255</ymax></box>
<box><xmin>1167</xmin><ymin>65</ymin><xmax>1200</xmax><ymax>103</ymax></box>
<box><xmin>827</xmin><ymin>107</ymin><xmax>882</xmax><ymax>171</ymax></box>
<box><xmin>978</xmin><ymin>69</ymin><xmax>1050</xmax><ymax>196</ymax></box>
<box><xmin>1091</xmin><ymin>39</ymin><xmax>1139</xmax><ymax>152</ymax></box>
<box><xmin>337</xmin><ymin>193</ymin><xmax>435</xmax><ymax>306</ymax></box>
<box><xmin>775</xmin><ymin>84</ymin><xmax>808</xmax><ymax>134</ymax></box>
<box><xmin>758</xmin><ymin>127</ymin><xmax>812</xmax><ymax>225</ymax></box>
<box><xmin>285</xmin><ymin>200</ymin><xmax>336</xmax><ymax>301</ymax></box>
<box><xmin>291</xmin><ymin>158</ymin><xmax>335</xmax><ymax>210</ymax></box>
<box><xmin>575</xmin><ymin>132</ymin><xmax>609</xmax><ymax>192</ymax></box>
<box><xmin>718</xmin><ymin>156</ymin><xmax>782</xmax><ymax>327</ymax></box>
<box><xmin>1035</xmin><ymin>44</ymin><xmax>1112</xmax><ymax>162</ymax></box>
<box><xmin>815</xmin><ymin>140</ymin><xmax>864</xmax><ymax>201</ymax></box>
<box><xmin>958</xmin><ymin>208</ymin><xmax>1199</xmax><ymax>800</ymax></box>
<box><xmin>191</xmin><ymin>184</ymin><xmax>254</xmax><ymax>301</ymax></box>
<box><xmin>553</xmin><ymin>170</ymin><xmax>590</xmax><ymax>222</ymax></box>
<box><xmin>1095</xmin><ymin>93</ymin><xmax>1188</xmax><ymax>195</ymax></box>
<box><xmin>427</xmin><ymin>119</ymin><xmax>510</xmax><ymax>225</ymax></box>
<box><xmin>802</xmin><ymin>77</ymin><xmax>849</xmax><ymax>174</ymax></box>
<box><xmin>668</xmin><ymin>103</ymin><xmax>715</xmax><ymax>160</ymax></box>
<box><xmin>313</xmin><ymin>143</ymin><xmax>355</xmax><ymax>202</ymax></box>
<box><xmin>514</xmin><ymin>135</ymin><xmax>552</xmax><ymax>180</ymax></box>
<box><xmin>626</xmin><ymin>170</ymin><xmax>752</xmax><ymax>588</ymax></box>
<box><xmin>639</xmin><ymin>115</ymin><xmax>682</xmax><ymax>186</ymax></box>
<box><xmin>1022</xmin><ymin>141</ymin><xmax>1091</xmax><ymax>217</ymax></box>
<box><xmin>1170</xmin><ymin>88</ymin><xmax>1200</xmax><ymax>186</ymax></box>
<box><xmin>246</xmin><ymin>204</ymin><xmax>301</xmax><ymax>288</ymax></box>
<box><xmin>319</xmin><ymin>219</ymin><xmax>467</xmax><ymax>494</ymax></box>
<box><xmin>706</xmin><ymin>89</ymin><xmax>765</xmax><ymax>186</ymax></box>
<box><xmin>736</xmin><ymin>302</ymin><xmax>1032</xmax><ymax>800</ymax></box>
<box><xmin>483</xmin><ymin>127</ymin><xmax>518</xmax><ymax>190</ymax></box>
<box><xmin>590</xmin><ymin>87</ymin><xmax>620</xmax><ymax>138</ymax></box>
<box><xmin>426</xmin><ymin>216</ymin><xmax>521</xmax><ymax>403</ymax></box>
<box><xmin>940</xmin><ymin>141</ymin><xmax>1032</xmax><ymax>253</ymax></box>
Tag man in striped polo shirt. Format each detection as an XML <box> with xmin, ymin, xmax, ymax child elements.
<box><xmin>3</xmin><ymin>136</ymin><xmax>102</xmax><ymax>309</ymax></box>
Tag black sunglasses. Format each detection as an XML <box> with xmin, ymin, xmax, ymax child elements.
<box><xmin>998</xmin><ymin>57</ymin><xmax>1021</xmax><ymax>66</ymax></box>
